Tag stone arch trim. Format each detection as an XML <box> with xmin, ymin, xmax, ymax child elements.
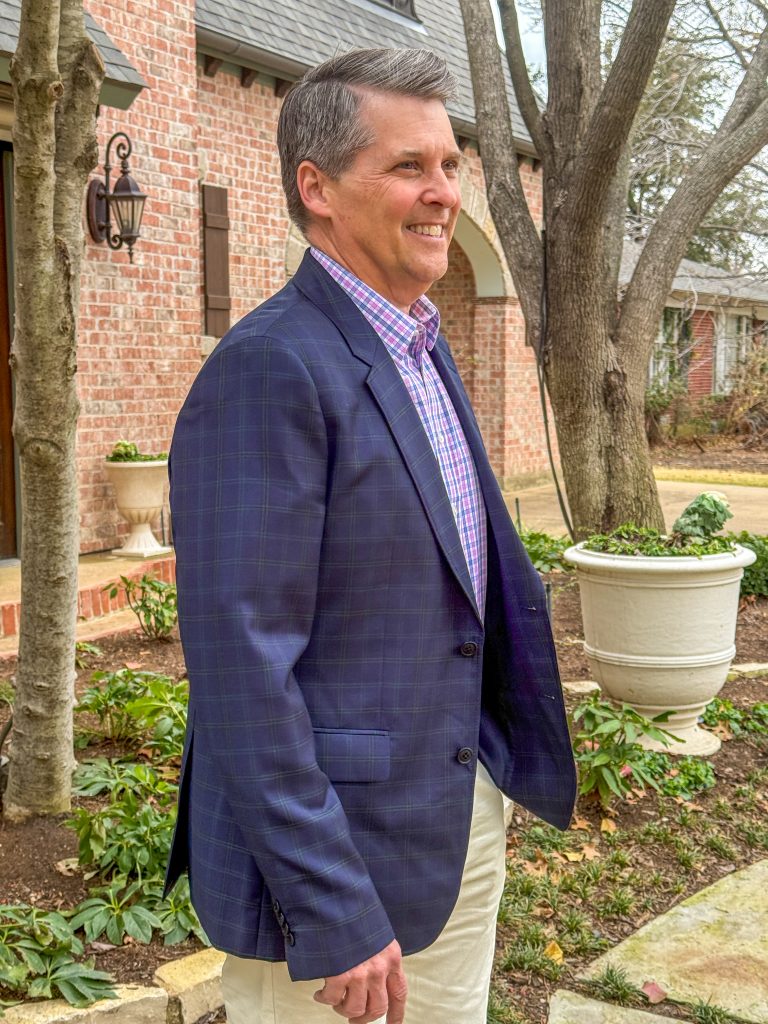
<box><xmin>284</xmin><ymin>177</ymin><xmax>514</xmax><ymax>299</ymax></box>
<box><xmin>454</xmin><ymin>177</ymin><xmax>514</xmax><ymax>299</ymax></box>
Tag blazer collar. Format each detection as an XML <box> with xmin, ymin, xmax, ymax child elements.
<box><xmin>292</xmin><ymin>251</ymin><xmax>483</xmax><ymax>622</ymax></box>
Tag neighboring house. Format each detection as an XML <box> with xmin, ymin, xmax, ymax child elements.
<box><xmin>621</xmin><ymin>241</ymin><xmax>768</xmax><ymax>398</ymax></box>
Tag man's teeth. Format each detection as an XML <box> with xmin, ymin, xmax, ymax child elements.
<box><xmin>408</xmin><ymin>225</ymin><xmax>443</xmax><ymax>236</ymax></box>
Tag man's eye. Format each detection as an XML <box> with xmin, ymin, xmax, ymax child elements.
<box><xmin>443</xmin><ymin>161</ymin><xmax>460</xmax><ymax>173</ymax></box>
<box><xmin>398</xmin><ymin>161</ymin><xmax>418</xmax><ymax>170</ymax></box>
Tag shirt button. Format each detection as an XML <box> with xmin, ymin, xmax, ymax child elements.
<box><xmin>460</xmin><ymin>641</ymin><xmax>478</xmax><ymax>657</ymax></box>
<box><xmin>457</xmin><ymin>747</ymin><xmax>473</xmax><ymax>765</ymax></box>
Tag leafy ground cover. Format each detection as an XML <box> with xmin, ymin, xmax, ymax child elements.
<box><xmin>0</xmin><ymin>569</ymin><xmax>766</xmax><ymax>1021</ymax></box>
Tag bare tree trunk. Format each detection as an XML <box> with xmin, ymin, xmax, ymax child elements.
<box><xmin>4</xmin><ymin>0</ymin><xmax>102</xmax><ymax>821</ymax></box>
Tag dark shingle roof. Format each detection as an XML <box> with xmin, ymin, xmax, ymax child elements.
<box><xmin>195</xmin><ymin>0</ymin><xmax>532</xmax><ymax>148</ymax></box>
<box><xmin>0</xmin><ymin>1</ymin><xmax>146</xmax><ymax>110</ymax></box>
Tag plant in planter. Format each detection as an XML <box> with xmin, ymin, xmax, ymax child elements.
<box><xmin>104</xmin><ymin>441</ymin><xmax>171</xmax><ymax>558</ymax></box>
<box><xmin>564</xmin><ymin>493</ymin><xmax>756</xmax><ymax>755</ymax></box>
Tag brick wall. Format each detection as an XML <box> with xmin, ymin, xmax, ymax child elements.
<box><xmin>71</xmin><ymin>20</ymin><xmax>553</xmax><ymax>552</ymax></box>
<box><xmin>428</xmin><ymin>241</ymin><xmax>476</xmax><ymax>392</ymax></box>
<box><xmin>77</xmin><ymin>0</ymin><xmax>201</xmax><ymax>551</ymax></box>
<box><xmin>196</xmin><ymin>67</ymin><xmax>290</xmax><ymax>320</ymax></box>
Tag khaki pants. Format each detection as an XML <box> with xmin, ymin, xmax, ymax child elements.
<box><xmin>222</xmin><ymin>762</ymin><xmax>507</xmax><ymax>1024</ymax></box>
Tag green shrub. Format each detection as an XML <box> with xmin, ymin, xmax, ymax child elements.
<box><xmin>701</xmin><ymin>697</ymin><xmax>768</xmax><ymax>737</ymax></box>
<box><xmin>518</xmin><ymin>529</ymin><xmax>571</xmax><ymax>573</ymax></box>
<box><xmin>639</xmin><ymin>751</ymin><xmax>716</xmax><ymax>800</ymax></box>
<box><xmin>585</xmin><ymin>494</ymin><xmax>735</xmax><ymax>558</ymax></box>
<box><xmin>726</xmin><ymin>531</ymin><xmax>768</xmax><ymax>597</ymax></box>
<box><xmin>76</xmin><ymin>668</ymin><xmax>157</xmax><ymax>742</ymax></box>
<box><xmin>572</xmin><ymin>696</ymin><xmax>678</xmax><ymax>808</ymax></box>
<box><xmin>106</xmin><ymin>440</ymin><xmax>168</xmax><ymax>462</ymax></box>
<box><xmin>0</xmin><ymin>904</ymin><xmax>115</xmax><ymax>1008</ymax></box>
<box><xmin>76</xmin><ymin>670</ymin><xmax>188</xmax><ymax>758</ymax></box>
<box><xmin>104</xmin><ymin>573</ymin><xmax>177</xmax><ymax>641</ymax></box>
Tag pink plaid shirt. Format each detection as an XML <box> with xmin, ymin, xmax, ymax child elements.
<box><xmin>311</xmin><ymin>247</ymin><xmax>487</xmax><ymax>615</ymax></box>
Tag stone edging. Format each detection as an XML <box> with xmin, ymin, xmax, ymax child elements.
<box><xmin>2</xmin><ymin>948</ymin><xmax>225</xmax><ymax>1024</ymax></box>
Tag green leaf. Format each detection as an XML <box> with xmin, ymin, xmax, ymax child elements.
<box><xmin>27</xmin><ymin>976</ymin><xmax>52</xmax><ymax>999</ymax></box>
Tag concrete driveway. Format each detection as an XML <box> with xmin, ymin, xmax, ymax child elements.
<box><xmin>504</xmin><ymin>478</ymin><xmax>768</xmax><ymax>537</ymax></box>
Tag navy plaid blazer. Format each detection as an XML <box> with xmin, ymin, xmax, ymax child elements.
<box><xmin>165</xmin><ymin>251</ymin><xmax>576</xmax><ymax>981</ymax></box>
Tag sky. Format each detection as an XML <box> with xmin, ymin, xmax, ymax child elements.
<box><xmin>490</xmin><ymin>2</ymin><xmax>547</xmax><ymax>71</ymax></box>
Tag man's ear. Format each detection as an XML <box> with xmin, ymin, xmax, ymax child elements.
<box><xmin>297</xmin><ymin>161</ymin><xmax>334</xmax><ymax>222</ymax></box>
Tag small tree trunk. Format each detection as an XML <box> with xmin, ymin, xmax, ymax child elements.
<box><xmin>4</xmin><ymin>0</ymin><xmax>102</xmax><ymax>821</ymax></box>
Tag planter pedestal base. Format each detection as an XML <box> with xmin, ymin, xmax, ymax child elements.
<box><xmin>113</xmin><ymin>522</ymin><xmax>172</xmax><ymax>559</ymax></box>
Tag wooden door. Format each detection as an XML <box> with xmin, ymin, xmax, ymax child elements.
<box><xmin>0</xmin><ymin>149</ymin><xmax>16</xmax><ymax>559</ymax></box>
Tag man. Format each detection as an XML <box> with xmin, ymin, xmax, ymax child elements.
<box><xmin>166</xmin><ymin>47</ymin><xmax>576</xmax><ymax>1024</ymax></box>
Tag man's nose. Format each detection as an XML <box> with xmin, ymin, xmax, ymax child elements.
<box><xmin>422</xmin><ymin>170</ymin><xmax>460</xmax><ymax>208</ymax></box>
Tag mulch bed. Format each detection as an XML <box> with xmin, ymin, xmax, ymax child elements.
<box><xmin>0</xmin><ymin>582</ymin><xmax>766</xmax><ymax>1020</ymax></box>
<box><xmin>651</xmin><ymin>436</ymin><xmax>768</xmax><ymax>475</ymax></box>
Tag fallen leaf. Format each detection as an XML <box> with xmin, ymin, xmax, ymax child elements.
<box><xmin>54</xmin><ymin>858</ymin><xmax>80</xmax><ymax>877</ymax></box>
<box><xmin>601</xmin><ymin>818</ymin><xmax>617</xmax><ymax>834</ymax></box>
<box><xmin>641</xmin><ymin>980</ymin><xmax>667</xmax><ymax>1004</ymax></box>
<box><xmin>712</xmin><ymin>724</ymin><xmax>733</xmax><ymax>741</ymax></box>
<box><xmin>581</xmin><ymin>844</ymin><xmax>601</xmax><ymax>861</ymax></box>
<box><xmin>543</xmin><ymin>940</ymin><xmax>564</xmax><ymax>964</ymax></box>
<box><xmin>90</xmin><ymin>942</ymin><xmax>117</xmax><ymax>952</ymax></box>
<box><xmin>522</xmin><ymin>860</ymin><xmax>549</xmax><ymax>877</ymax></box>
<box><xmin>564</xmin><ymin>851</ymin><xmax>584</xmax><ymax>862</ymax></box>
<box><xmin>123</xmin><ymin>661</ymin><xmax>144</xmax><ymax>670</ymax></box>
<box><xmin>570</xmin><ymin>816</ymin><xmax>592</xmax><ymax>831</ymax></box>
<box><xmin>532</xmin><ymin>906</ymin><xmax>555</xmax><ymax>919</ymax></box>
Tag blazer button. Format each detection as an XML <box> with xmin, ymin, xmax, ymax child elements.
<box><xmin>457</xmin><ymin>747</ymin><xmax>473</xmax><ymax>764</ymax></box>
<box><xmin>460</xmin><ymin>641</ymin><xmax>478</xmax><ymax>657</ymax></box>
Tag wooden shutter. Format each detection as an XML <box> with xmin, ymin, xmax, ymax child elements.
<box><xmin>202</xmin><ymin>185</ymin><xmax>231</xmax><ymax>338</ymax></box>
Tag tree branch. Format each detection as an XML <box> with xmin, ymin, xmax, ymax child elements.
<box><xmin>702</xmin><ymin>0</ymin><xmax>749</xmax><ymax>70</ymax></box>
<box><xmin>544</xmin><ymin>0</ymin><xmax>603</xmax><ymax>160</ymax></box>
<box><xmin>459</xmin><ymin>0</ymin><xmax>544</xmax><ymax>348</ymax></box>
<box><xmin>619</xmin><ymin>92</ymin><xmax>768</xmax><ymax>375</ymax></box>
<box><xmin>567</xmin><ymin>0</ymin><xmax>676</xmax><ymax>218</ymax></box>
<box><xmin>718</xmin><ymin>26</ymin><xmax>768</xmax><ymax>138</ymax></box>
<box><xmin>497</xmin><ymin>0</ymin><xmax>549</xmax><ymax>159</ymax></box>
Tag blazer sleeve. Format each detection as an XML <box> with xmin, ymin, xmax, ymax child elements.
<box><xmin>170</xmin><ymin>333</ymin><xmax>395</xmax><ymax>980</ymax></box>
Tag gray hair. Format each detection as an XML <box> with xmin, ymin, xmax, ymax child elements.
<box><xmin>277</xmin><ymin>48</ymin><xmax>456</xmax><ymax>233</ymax></box>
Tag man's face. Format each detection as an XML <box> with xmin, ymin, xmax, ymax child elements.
<box><xmin>305</xmin><ymin>90</ymin><xmax>463</xmax><ymax>312</ymax></box>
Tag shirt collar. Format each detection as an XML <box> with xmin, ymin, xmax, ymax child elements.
<box><xmin>310</xmin><ymin>247</ymin><xmax>441</xmax><ymax>367</ymax></box>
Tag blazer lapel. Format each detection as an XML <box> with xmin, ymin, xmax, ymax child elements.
<box><xmin>292</xmin><ymin>253</ymin><xmax>481</xmax><ymax>620</ymax></box>
<box><xmin>429</xmin><ymin>337</ymin><xmax>518</xmax><ymax>561</ymax></box>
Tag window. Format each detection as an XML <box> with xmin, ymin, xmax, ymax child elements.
<box><xmin>371</xmin><ymin>0</ymin><xmax>419</xmax><ymax>18</ymax></box>
<box><xmin>714</xmin><ymin>313</ymin><xmax>750</xmax><ymax>393</ymax></box>
<box><xmin>649</xmin><ymin>308</ymin><xmax>692</xmax><ymax>386</ymax></box>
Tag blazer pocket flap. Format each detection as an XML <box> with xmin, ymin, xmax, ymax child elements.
<box><xmin>313</xmin><ymin>728</ymin><xmax>391</xmax><ymax>783</ymax></box>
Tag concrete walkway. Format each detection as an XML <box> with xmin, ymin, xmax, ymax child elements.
<box><xmin>505</xmin><ymin>477</ymin><xmax>768</xmax><ymax>536</ymax></box>
<box><xmin>549</xmin><ymin>859</ymin><xmax>768</xmax><ymax>1023</ymax></box>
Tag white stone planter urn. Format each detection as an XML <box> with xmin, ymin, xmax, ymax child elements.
<box><xmin>105</xmin><ymin>459</ymin><xmax>172</xmax><ymax>558</ymax></box>
<box><xmin>564</xmin><ymin>543</ymin><xmax>756</xmax><ymax>755</ymax></box>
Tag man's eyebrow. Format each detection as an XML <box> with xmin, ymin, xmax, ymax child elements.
<box><xmin>393</xmin><ymin>148</ymin><xmax>464</xmax><ymax>162</ymax></box>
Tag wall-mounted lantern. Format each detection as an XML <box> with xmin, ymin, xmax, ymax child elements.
<box><xmin>86</xmin><ymin>132</ymin><xmax>147</xmax><ymax>262</ymax></box>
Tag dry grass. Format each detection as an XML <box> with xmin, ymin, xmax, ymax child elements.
<box><xmin>653</xmin><ymin>466</ymin><xmax>768</xmax><ymax>489</ymax></box>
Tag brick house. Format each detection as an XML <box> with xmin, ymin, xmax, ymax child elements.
<box><xmin>621</xmin><ymin>242</ymin><xmax>768</xmax><ymax>399</ymax></box>
<box><xmin>0</xmin><ymin>1</ymin><xmax>763</xmax><ymax>561</ymax></box>
<box><xmin>1</xmin><ymin>0</ymin><xmax>554</xmax><ymax>561</ymax></box>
